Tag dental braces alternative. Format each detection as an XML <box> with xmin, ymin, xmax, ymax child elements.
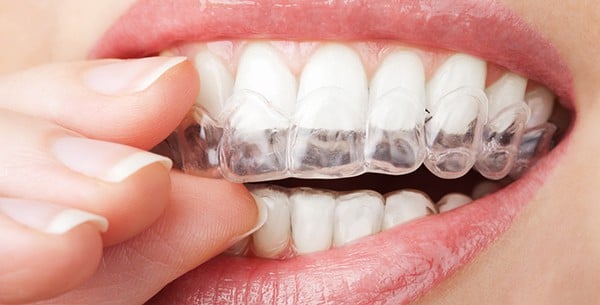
<box><xmin>166</xmin><ymin>43</ymin><xmax>559</xmax><ymax>183</ymax></box>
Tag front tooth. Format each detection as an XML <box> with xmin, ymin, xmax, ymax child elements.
<box><xmin>333</xmin><ymin>191</ymin><xmax>384</xmax><ymax>247</ymax></box>
<box><xmin>525</xmin><ymin>86</ymin><xmax>555</xmax><ymax>128</ymax></box>
<box><xmin>290</xmin><ymin>189</ymin><xmax>336</xmax><ymax>254</ymax></box>
<box><xmin>425</xmin><ymin>54</ymin><xmax>488</xmax><ymax>179</ymax></box>
<box><xmin>486</xmin><ymin>73</ymin><xmax>528</xmax><ymax>122</ymax></box>
<box><xmin>437</xmin><ymin>193</ymin><xmax>472</xmax><ymax>213</ymax></box>
<box><xmin>219</xmin><ymin>44</ymin><xmax>296</xmax><ymax>182</ymax></box>
<box><xmin>290</xmin><ymin>43</ymin><xmax>369</xmax><ymax>178</ymax></box>
<box><xmin>234</xmin><ymin>42</ymin><xmax>298</xmax><ymax>116</ymax></box>
<box><xmin>250</xmin><ymin>186</ymin><xmax>291</xmax><ymax>259</ymax></box>
<box><xmin>193</xmin><ymin>49</ymin><xmax>235</xmax><ymax>116</ymax></box>
<box><xmin>476</xmin><ymin>73</ymin><xmax>530</xmax><ymax>180</ymax></box>
<box><xmin>365</xmin><ymin>51</ymin><xmax>427</xmax><ymax>175</ymax></box>
<box><xmin>382</xmin><ymin>190</ymin><xmax>436</xmax><ymax>230</ymax></box>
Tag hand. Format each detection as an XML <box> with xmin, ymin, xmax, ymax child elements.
<box><xmin>0</xmin><ymin>57</ymin><xmax>258</xmax><ymax>304</ymax></box>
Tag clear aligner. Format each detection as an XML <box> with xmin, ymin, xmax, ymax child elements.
<box><xmin>172</xmin><ymin>88</ymin><xmax>554</xmax><ymax>182</ymax></box>
<box><xmin>475</xmin><ymin>102</ymin><xmax>531</xmax><ymax>180</ymax></box>
<box><xmin>423</xmin><ymin>87</ymin><xmax>488</xmax><ymax>179</ymax></box>
<box><xmin>510</xmin><ymin>123</ymin><xmax>557</xmax><ymax>178</ymax></box>
<box><xmin>365</xmin><ymin>88</ymin><xmax>426</xmax><ymax>175</ymax></box>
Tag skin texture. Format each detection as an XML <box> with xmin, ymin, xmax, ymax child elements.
<box><xmin>0</xmin><ymin>0</ymin><xmax>598</xmax><ymax>304</ymax></box>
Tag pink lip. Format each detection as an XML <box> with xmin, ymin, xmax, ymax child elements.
<box><xmin>145</xmin><ymin>143</ymin><xmax>568</xmax><ymax>305</ymax></box>
<box><xmin>91</xmin><ymin>1</ymin><xmax>573</xmax><ymax>304</ymax></box>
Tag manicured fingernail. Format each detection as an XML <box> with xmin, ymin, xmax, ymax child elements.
<box><xmin>53</xmin><ymin>137</ymin><xmax>173</xmax><ymax>183</ymax></box>
<box><xmin>0</xmin><ymin>198</ymin><xmax>108</xmax><ymax>234</ymax></box>
<box><xmin>229</xmin><ymin>199</ymin><xmax>268</xmax><ymax>246</ymax></box>
<box><xmin>84</xmin><ymin>56</ymin><xmax>187</xmax><ymax>95</ymax></box>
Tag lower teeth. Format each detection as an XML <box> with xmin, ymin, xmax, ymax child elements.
<box><xmin>231</xmin><ymin>184</ymin><xmax>489</xmax><ymax>260</ymax></box>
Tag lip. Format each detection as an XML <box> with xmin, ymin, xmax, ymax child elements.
<box><xmin>91</xmin><ymin>0</ymin><xmax>573</xmax><ymax>304</ymax></box>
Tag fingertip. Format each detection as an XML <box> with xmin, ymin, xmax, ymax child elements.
<box><xmin>170</xmin><ymin>173</ymin><xmax>259</xmax><ymax>251</ymax></box>
<box><xmin>99</xmin><ymin>161</ymin><xmax>172</xmax><ymax>245</ymax></box>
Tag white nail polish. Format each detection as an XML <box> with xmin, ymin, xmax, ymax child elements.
<box><xmin>0</xmin><ymin>198</ymin><xmax>108</xmax><ymax>235</ymax></box>
<box><xmin>53</xmin><ymin>137</ymin><xmax>173</xmax><ymax>183</ymax></box>
<box><xmin>84</xmin><ymin>57</ymin><xmax>187</xmax><ymax>95</ymax></box>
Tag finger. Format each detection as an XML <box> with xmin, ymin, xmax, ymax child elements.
<box><xmin>0</xmin><ymin>198</ymin><xmax>106</xmax><ymax>304</ymax></box>
<box><xmin>34</xmin><ymin>173</ymin><xmax>259</xmax><ymax>305</ymax></box>
<box><xmin>0</xmin><ymin>110</ymin><xmax>172</xmax><ymax>245</ymax></box>
<box><xmin>0</xmin><ymin>56</ymin><xmax>199</xmax><ymax>149</ymax></box>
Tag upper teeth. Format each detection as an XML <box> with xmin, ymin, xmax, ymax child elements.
<box><xmin>173</xmin><ymin>41</ymin><xmax>558</xmax><ymax>183</ymax></box>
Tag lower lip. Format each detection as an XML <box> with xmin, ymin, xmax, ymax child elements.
<box><xmin>147</xmin><ymin>136</ymin><xmax>569</xmax><ymax>304</ymax></box>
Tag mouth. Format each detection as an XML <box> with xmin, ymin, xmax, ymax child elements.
<box><xmin>91</xmin><ymin>0</ymin><xmax>574</xmax><ymax>304</ymax></box>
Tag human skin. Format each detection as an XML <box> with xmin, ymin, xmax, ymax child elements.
<box><xmin>0</xmin><ymin>1</ymin><xmax>599</xmax><ymax>304</ymax></box>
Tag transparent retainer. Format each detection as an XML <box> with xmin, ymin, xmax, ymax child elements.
<box><xmin>218</xmin><ymin>91</ymin><xmax>290</xmax><ymax>182</ymax></box>
<box><xmin>364</xmin><ymin>88</ymin><xmax>426</xmax><ymax>175</ymax></box>
<box><xmin>475</xmin><ymin>102</ymin><xmax>531</xmax><ymax>180</ymax></box>
<box><xmin>509</xmin><ymin>122</ymin><xmax>557</xmax><ymax>179</ymax></box>
<box><xmin>172</xmin><ymin>88</ymin><xmax>555</xmax><ymax>183</ymax></box>
<box><xmin>423</xmin><ymin>87</ymin><xmax>488</xmax><ymax>179</ymax></box>
<box><xmin>289</xmin><ymin>87</ymin><xmax>366</xmax><ymax>179</ymax></box>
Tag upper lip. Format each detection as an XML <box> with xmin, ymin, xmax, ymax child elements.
<box><xmin>90</xmin><ymin>0</ymin><xmax>573</xmax><ymax>102</ymax></box>
<box><xmin>92</xmin><ymin>0</ymin><xmax>572</xmax><ymax>304</ymax></box>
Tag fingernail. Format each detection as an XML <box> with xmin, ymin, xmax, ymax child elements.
<box><xmin>84</xmin><ymin>57</ymin><xmax>187</xmax><ymax>95</ymax></box>
<box><xmin>0</xmin><ymin>198</ymin><xmax>108</xmax><ymax>234</ymax></box>
<box><xmin>53</xmin><ymin>137</ymin><xmax>173</xmax><ymax>183</ymax></box>
<box><xmin>228</xmin><ymin>199</ymin><xmax>268</xmax><ymax>246</ymax></box>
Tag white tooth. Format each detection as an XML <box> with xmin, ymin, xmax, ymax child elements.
<box><xmin>426</xmin><ymin>54</ymin><xmax>487</xmax><ymax>134</ymax></box>
<box><xmin>525</xmin><ymin>86</ymin><xmax>555</xmax><ymax>128</ymax></box>
<box><xmin>485</xmin><ymin>73</ymin><xmax>529</xmax><ymax>130</ymax></box>
<box><xmin>333</xmin><ymin>191</ymin><xmax>384</xmax><ymax>247</ymax></box>
<box><xmin>295</xmin><ymin>43</ymin><xmax>369</xmax><ymax>130</ymax></box>
<box><xmin>250</xmin><ymin>187</ymin><xmax>291</xmax><ymax>258</ymax></box>
<box><xmin>437</xmin><ymin>193</ymin><xmax>472</xmax><ymax>213</ymax></box>
<box><xmin>382</xmin><ymin>190</ymin><xmax>436</xmax><ymax>230</ymax></box>
<box><xmin>486</xmin><ymin>73</ymin><xmax>528</xmax><ymax>116</ymax></box>
<box><xmin>369</xmin><ymin>51</ymin><xmax>426</xmax><ymax>130</ymax></box>
<box><xmin>471</xmin><ymin>181</ymin><xmax>502</xmax><ymax>199</ymax></box>
<box><xmin>193</xmin><ymin>49</ymin><xmax>234</xmax><ymax>116</ymax></box>
<box><xmin>234</xmin><ymin>42</ymin><xmax>298</xmax><ymax>116</ymax></box>
<box><xmin>290</xmin><ymin>189</ymin><xmax>336</xmax><ymax>254</ymax></box>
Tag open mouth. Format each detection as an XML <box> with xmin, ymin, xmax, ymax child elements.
<box><xmin>91</xmin><ymin>0</ymin><xmax>574</xmax><ymax>304</ymax></box>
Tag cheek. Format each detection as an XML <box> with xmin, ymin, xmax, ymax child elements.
<box><xmin>0</xmin><ymin>0</ymin><xmax>137</xmax><ymax>74</ymax></box>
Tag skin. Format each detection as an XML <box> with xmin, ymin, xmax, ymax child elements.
<box><xmin>0</xmin><ymin>0</ymin><xmax>598</xmax><ymax>304</ymax></box>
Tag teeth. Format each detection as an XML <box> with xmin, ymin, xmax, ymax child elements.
<box><xmin>250</xmin><ymin>186</ymin><xmax>291</xmax><ymax>259</ymax></box>
<box><xmin>486</xmin><ymin>73</ymin><xmax>529</xmax><ymax>123</ymax></box>
<box><xmin>476</xmin><ymin>73</ymin><xmax>530</xmax><ymax>180</ymax></box>
<box><xmin>382</xmin><ymin>190</ymin><xmax>436</xmax><ymax>230</ymax></box>
<box><xmin>193</xmin><ymin>49</ymin><xmax>235</xmax><ymax>116</ymax></box>
<box><xmin>425</xmin><ymin>54</ymin><xmax>488</xmax><ymax>179</ymax></box>
<box><xmin>295</xmin><ymin>43</ymin><xmax>369</xmax><ymax>130</ymax></box>
<box><xmin>290</xmin><ymin>43</ymin><xmax>368</xmax><ymax>177</ymax></box>
<box><xmin>234</xmin><ymin>42</ymin><xmax>298</xmax><ymax>116</ymax></box>
<box><xmin>525</xmin><ymin>86</ymin><xmax>555</xmax><ymax>128</ymax></box>
<box><xmin>333</xmin><ymin>191</ymin><xmax>384</xmax><ymax>247</ymax></box>
<box><xmin>173</xmin><ymin>41</ymin><xmax>563</xmax><ymax>183</ymax></box>
<box><xmin>437</xmin><ymin>193</ymin><xmax>472</xmax><ymax>213</ymax></box>
<box><xmin>365</xmin><ymin>51</ymin><xmax>427</xmax><ymax>174</ymax></box>
<box><xmin>218</xmin><ymin>91</ymin><xmax>290</xmax><ymax>182</ymax></box>
<box><xmin>471</xmin><ymin>181</ymin><xmax>502</xmax><ymax>199</ymax></box>
<box><xmin>510</xmin><ymin>122</ymin><xmax>557</xmax><ymax>178</ymax></box>
<box><xmin>290</xmin><ymin>189</ymin><xmax>336</xmax><ymax>254</ymax></box>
